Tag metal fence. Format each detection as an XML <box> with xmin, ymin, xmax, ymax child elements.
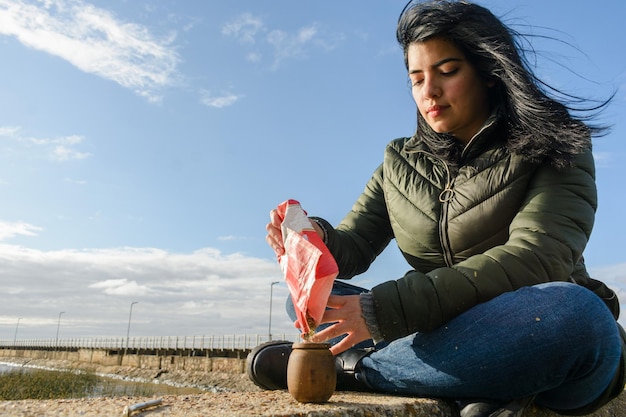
<box><xmin>0</xmin><ymin>334</ymin><xmax>300</xmax><ymax>351</ymax></box>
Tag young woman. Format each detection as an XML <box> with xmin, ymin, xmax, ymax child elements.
<box><xmin>248</xmin><ymin>1</ymin><xmax>625</xmax><ymax>416</ymax></box>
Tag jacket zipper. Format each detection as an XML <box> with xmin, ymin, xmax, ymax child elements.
<box><xmin>438</xmin><ymin>121</ymin><xmax>494</xmax><ymax>266</ymax></box>
<box><xmin>413</xmin><ymin>150</ymin><xmax>456</xmax><ymax>266</ymax></box>
<box><xmin>438</xmin><ymin>173</ymin><xmax>455</xmax><ymax>267</ymax></box>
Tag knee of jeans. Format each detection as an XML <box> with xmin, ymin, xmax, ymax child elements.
<box><xmin>331</xmin><ymin>280</ymin><xmax>368</xmax><ymax>295</ymax></box>
<box><xmin>545</xmin><ymin>282</ymin><xmax>619</xmax><ymax>340</ymax></box>
<box><xmin>530</xmin><ymin>282</ymin><xmax>615</xmax><ymax>333</ymax></box>
<box><xmin>285</xmin><ymin>295</ymin><xmax>297</xmax><ymax>322</ymax></box>
<box><xmin>536</xmin><ymin>282</ymin><xmax>607</xmax><ymax>310</ymax></box>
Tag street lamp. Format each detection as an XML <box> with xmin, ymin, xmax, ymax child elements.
<box><xmin>13</xmin><ymin>317</ymin><xmax>22</xmax><ymax>347</ymax></box>
<box><xmin>55</xmin><ymin>311</ymin><xmax>65</xmax><ymax>348</ymax></box>
<box><xmin>126</xmin><ymin>302</ymin><xmax>138</xmax><ymax>350</ymax></box>
<box><xmin>269</xmin><ymin>281</ymin><xmax>280</xmax><ymax>341</ymax></box>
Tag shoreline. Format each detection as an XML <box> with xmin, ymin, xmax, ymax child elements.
<box><xmin>0</xmin><ymin>356</ymin><xmax>259</xmax><ymax>394</ymax></box>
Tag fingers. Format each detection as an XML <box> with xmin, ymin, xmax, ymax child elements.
<box><xmin>308</xmin><ymin>295</ymin><xmax>372</xmax><ymax>354</ymax></box>
<box><xmin>311</xmin><ymin>322</ymin><xmax>369</xmax><ymax>355</ymax></box>
<box><xmin>309</xmin><ymin>322</ymin><xmax>343</xmax><ymax>344</ymax></box>
<box><xmin>269</xmin><ymin>208</ymin><xmax>283</xmax><ymax>225</ymax></box>
<box><xmin>266</xmin><ymin>209</ymin><xmax>284</xmax><ymax>256</ymax></box>
<box><xmin>319</xmin><ymin>307</ymin><xmax>344</xmax><ymax>324</ymax></box>
<box><xmin>320</xmin><ymin>295</ymin><xmax>359</xmax><ymax>323</ymax></box>
<box><xmin>265</xmin><ymin>228</ymin><xmax>284</xmax><ymax>256</ymax></box>
<box><xmin>311</xmin><ymin>320</ymin><xmax>354</xmax><ymax>344</ymax></box>
<box><xmin>325</xmin><ymin>294</ymin><xmax>345</xmax><ymax>309</ymax></box>
<box><xmin>329</xmin><ymin>337</ymin><xmax>357</xmax><ymax>356</ymax></box>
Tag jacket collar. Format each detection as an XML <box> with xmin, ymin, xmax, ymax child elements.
<box><xmin>459</xmin><ymin>107</ymin><xmax>503</xmax><ymax>161</ymax></box>
<box><xmin>403</xmin><ymin>107</ymin><xmax>504</xmax><ymax>159</ymax></box>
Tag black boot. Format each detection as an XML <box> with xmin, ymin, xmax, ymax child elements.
<box><xmin>245</xmin><ymin>340</ymin><xmax>292</xmax><ymax>390</ymax></box>
<box><xmin>459</xmin><ymin>396</ymin><xmax>534</xmax><ymax>417</ymax></box>
<box><xmin>246</xmin><ymin>341</ymin><xmax>374</xmax><ymax>392</ymax></box>
<box><xmin>334</xmin><ymin>347</ymin><xmax>374</xmax><ymax>391</ymax></box>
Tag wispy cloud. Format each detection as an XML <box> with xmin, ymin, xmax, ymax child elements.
<box><xmin>593</xmin><ymin>151</ymin><xmax>615</xmax><ymax>169</ymax></box>
<box><xmin>0</xmin><ymin>126</ymin><xmax>91</xmax><ymax>161</ymax></box>
<box><xmin>221</xmin><ymin>12</ymin><xmax>264</xmax><ymax>45</ymax></box>
<box><xmin>64</xmin><ymin>178</ymin><xmax>87</xmax><ymax>185</ymax></box>
<box><xmin>589</xmin><ymin>263</ymin><xmax>626</xmax><ymax>327</ymax></box>
<box><xmin>0</xmin><ymin>221</ymin><xmax>42</xmax><ymax>241</ymax></box>
<box><xmin>222</xmin><ymin>13</ymin><xmax>340</xmax><ymax>70</ymax></box>
<box><xmin>217</xmin><ymin>235</ymin><xmax>254</xmax><ymax>242</ymax></box>
<box><xmin>0</xmin><ymin>0</ymin><xmax>180</xmax><ymax>102</ymax></box>
<box><xmin>266</xmin><ymin>25</ymin><xmax>318</xmax><ymax>69</ymax></box>
<box><xmin>89</xmin><ymin>278</ymin><xmax>151</xmax><ymax>296</ymax></box>
<box><xmin>200</xmin><ymin>90</ymin><xmax>242</xmax><ymax>108</ymax></box>
<box><xmin>50</xmin><ymin>135</ymin><xmax>91</xmax><ymax>161</ymax></box>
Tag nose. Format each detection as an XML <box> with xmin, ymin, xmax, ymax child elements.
<box><xmin>422</xmin><ymin>77</ymin><xmax>442</xmax><ymax>99</ymax></box>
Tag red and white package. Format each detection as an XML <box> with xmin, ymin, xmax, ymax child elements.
<box><xmin>275</xmin><ymin>199</ymin><xmax>338</xmax><ymax>337</ymax></box>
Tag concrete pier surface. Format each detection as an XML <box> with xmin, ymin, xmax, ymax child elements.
<box><xmin>0</xmin><ymin>390</ymin><xmax>625</xmax><ymax>417</ymax></box>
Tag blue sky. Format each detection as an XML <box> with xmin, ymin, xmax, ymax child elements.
<box><xmin>1</xmin><ymin>0</ymin><xmax>625</xmax><ymax>341</ymax></box>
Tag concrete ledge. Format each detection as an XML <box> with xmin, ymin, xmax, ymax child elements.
<box><xmin>0</xmin><ymin>391</ymin><xmax>624</xmax><ymax>416</ymax></box>
<box><xmin>209</xmin><ymin>390</ymin><xmax>623</xmax><ymax>417</ymax></box>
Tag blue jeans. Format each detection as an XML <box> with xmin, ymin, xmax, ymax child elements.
<box><xmin>286</xmin><ymin>280</ymin><xmax>622</xmax><ymax>412</ymax></box>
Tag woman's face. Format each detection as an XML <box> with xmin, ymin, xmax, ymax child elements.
<box><xmin>407</xmin><ymin>38</ymin><xmax>493</xmax><ymax>145</ymax></box>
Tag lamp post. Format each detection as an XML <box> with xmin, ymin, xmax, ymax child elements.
<box><xmin>269</xmin><ymin>281</ymin><xmax>279</xmax><ymax>341</ymax></box>
<box><xmin>13</xmin><ymin>317</ymin><xmax>22</xmax><ymax>347</ymax></box>
<box><xmin>126</xmin><ymin>302</ymin><xmax>138</xmax><ymax>350</ymax></box>
<box><xmin>55</xmin><ymin>311</ymin><xmax>65</xmax><ymax>348</ymax></box>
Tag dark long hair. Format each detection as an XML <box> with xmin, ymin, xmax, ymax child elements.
<box><xmin>397</xmin><ymin>0</ymin><xmax>611</xmax><ymax>169</ymax></box>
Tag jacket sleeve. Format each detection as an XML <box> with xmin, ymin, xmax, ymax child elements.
<box><xmin>321</xmin><ymin>164</ymin><xmax>395</xmax><ymax>279</ymax></box>
<box><xmin>371</xmin><ymin>149</ymin><xmax>597</xmax><ymax>342</ymax></box>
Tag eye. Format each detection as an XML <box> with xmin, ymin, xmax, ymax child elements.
<box><xmin>441</xmin><ymin>68</ymin><xmax>459</xmax><ymax>77</ymax></box>
<box><xmin>410</xmin><ymin>77</ymin><xmax>424</xmax><ymax>87</ymax></box>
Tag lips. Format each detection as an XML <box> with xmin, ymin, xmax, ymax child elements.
<box><xmin>426</xmin><ymin>104</ymin><xmax>446</xmax><ymax>117</ymax></box>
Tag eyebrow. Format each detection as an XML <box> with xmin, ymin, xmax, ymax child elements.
<box><xmin>408</xmin><ymin>57</ymin><xmax>464</xmax><ymax>75</ymax></box>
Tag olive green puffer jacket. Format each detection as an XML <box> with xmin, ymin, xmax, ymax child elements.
<box><xmin>322</xmin><ymin>117</ymin><xmax>597</xmax><ymax>343</ymax></box>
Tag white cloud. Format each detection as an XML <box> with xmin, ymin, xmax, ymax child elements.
<box><xmin>0</xmin><ymin>244</ymin><xmax>292</xmax><ymax>339</ymax></box>
<box><xmin>222</xmin><ymin>13</ymin><xmax>338</xmax><ymax>70</ymax></box>
<box><xmin>64</xmin><ymin>178</ymin><xmax>87</xmax><ymax>185</ymax></box>
<box><xmin>89</xmin><ymin>278</ymin><xmax>151</xmax><ymax>296</ymax></box>
<box><xmin>590</xmin><ymin>264</ymin><xmax>626</xmax><ymax>287</ymax></box>
<box><xmin>217</xmin><ymin>235</ymin><xmax>253</xmax><ymax>242</ymax></box>
<box><xmin>0</xmin><ymin>0</ymin><xmax>179</xmax><ymax>102</ymax></box>
<box><xmin>589</xmin><ymin>263</ymin><xmax>626</xmax><ymax>327</ymax></box>
<box><xmin>0</xmin><ymin>126</ymin><xmax>21</xmax><ymax>137</ymax></box>
<box><xmin>221</xmin><ymin>12</ymin><xmax>264</xmax><ymax>44</ymax></box>
<box><xmin>246</xmin><ymin>51</ymin><xmax>262</xmax><ymax>63</ymax></box>
<box><xmin>0</xmin><ymin>221</ymin><xmax>42</xmax><ymax>241</ymax></box>
<box><xmin>200</xmin><ymin>90</ymin><xmax>241</xmax><ymax>108</ymax></box>
<box><xmin>52</xmin><ymin>145</ymin><xmax>91</xmax><ymax>161</ymax></box>
<box><xmin>0</xmin><ymin>126</ymin><xmax>91</xmax><ymax>161</ymax></box>
<box><xmin>267</xmin><ymin>24</ymin><xmax>318</xmax><ymax>69</ymax></box>
<box><xmin>593</xmin><ymin>151</ymin><xmax>614</xmax><ymax>168</ymax></box>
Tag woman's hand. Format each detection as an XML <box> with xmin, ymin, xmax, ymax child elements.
<box><xmin>265</xmin><ymin>208</ymin><xmax>325</xmax><ymax>257</ymax></box>
<box><xmin>265</xmin><ymin>209</ymin><xmax>285</xmax><ymax>257</ymax></box>
<box><xmin>309</xmin><ymin>294</ymin><xmax>372</xmax><ymax>355</ymax></box>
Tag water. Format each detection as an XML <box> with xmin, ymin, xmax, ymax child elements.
<box><xmin>88</xmin><ymin>374</ymin><xmax>203</xmax><ymax>397</ymax></box>
<box><xmin>0</xmin><ymin>364</ymin><xmax>14</xmax><ymax>373</ymax></box>
<box><xmin>0</xmin><ymin>362</ymin><xmax>203</xmax><ymax>398</ymax></box>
